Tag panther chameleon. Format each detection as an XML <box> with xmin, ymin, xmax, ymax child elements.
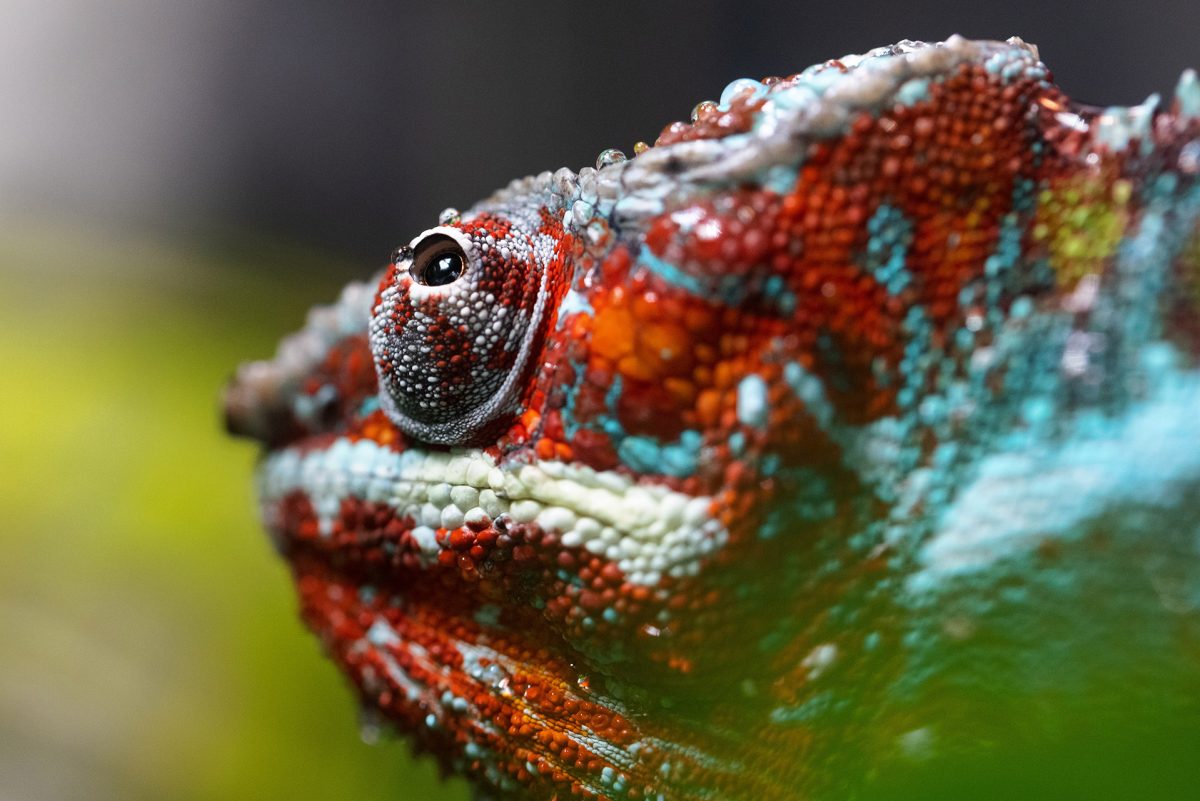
<box><xmin>224</xmin><ymin>37</ymin><xmax>1200</xmax><ymax>800</ymax></box>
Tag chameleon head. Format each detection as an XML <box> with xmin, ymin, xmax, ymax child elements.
<box><xmin>370</xmin><ymin>215</ymin><xmax>561</xmax><ymax>445</ymax></box>
<box><xmin>226</xmin><ymin>36</ymin><xmax>1200</xmax><ymax>801</ymax></box>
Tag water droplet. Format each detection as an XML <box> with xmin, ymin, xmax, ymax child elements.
<box><xmin>595</xmin><ymin>148</ymin><xmax>627</xmax><ymax>169</ymax></box>
<box><xmin>438</xmin><ymin>207</ymin><xmax>461</xmax><ymax>226</ymax></box>
<box><xmin>633</xmin><ymin>141</ymin><xmax>650</xmax><ymax>155</ymax></box>
<box><xmin>691</xmin><ymin>100</ymin><xmax>717</xmax><ymax>122</ymax></box>
<box><xmin>719</xmin><ymin>78</ymin><xmax>765</xmax><ymax>109</ymax></box>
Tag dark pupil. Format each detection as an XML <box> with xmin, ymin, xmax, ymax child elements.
<box><xmin>421</xmin><ymin>250</ymin><xmax>464</xmax><ymax>286</ymax></box>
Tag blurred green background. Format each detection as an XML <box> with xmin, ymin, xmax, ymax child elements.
<box><xmin>2</xmin><ymin>2</ymin><xmax>1198</xmax><ymax>800</ymax></box>
<box><xmin>0</xmin><ymin>222</ymin><xmax>469</xmax><ymax>800</ymax></box>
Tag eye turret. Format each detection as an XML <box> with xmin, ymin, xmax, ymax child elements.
<box><xmin>369</xmin><ymin>219</ymin><xmax>552</xmax><ymax>445</ymax></box>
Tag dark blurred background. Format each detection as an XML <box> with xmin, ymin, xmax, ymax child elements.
<box><xmin>0</xmin><ymin>2</ymin><xmax>1196</xmax><ymax>800</ymax></box>
<box><xmin>4</xmin><ymin>0</ymin><xmax>1198</xmax><ymax>266</ymax></box>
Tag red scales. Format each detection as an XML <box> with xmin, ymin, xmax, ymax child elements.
<box><xmin>226</xmin><ymin>37</ymin><xmax>1200</xmax><ymax>801</ymax></box>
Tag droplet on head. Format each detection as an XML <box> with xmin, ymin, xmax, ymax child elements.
<box><xmin>633</xmin><ymin>141</ymin><xmax>650</xmax><ymax>155</ymax></box>
<box><xmin>438</xmin><ymin>207</ymin><xmax>461</xmax><ymax>226</ymax></box>
<box><xmin>595</xmin><ymin>148</ymin><xmax>627</xmax><ymax>170</ymax></box>
<box><xmin>718</xmin><ymin>78</ymin><xmax>766</xmax><ymax>109</ymax></box>
<box><xmin>691</xmin><ymin>100</ymin><xmax>718</xmax><ymax>122</ymax></box>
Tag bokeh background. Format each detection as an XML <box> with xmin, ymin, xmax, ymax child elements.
<box><xmin>2</xmin><ymin>2</ymin><xmax>1197</xmax><ymax>799</ymax></box>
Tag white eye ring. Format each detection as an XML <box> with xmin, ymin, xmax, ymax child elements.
<box><xmin>407</xmin><ymin>226</ymin><xmax>474</xmax><ymax>258</ymax></box>
<box><xmin>403</xmin><ymin>226</ymin><xmax>475</xmax><ymax>298</ymax></box>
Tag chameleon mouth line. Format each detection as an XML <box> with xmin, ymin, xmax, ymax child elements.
<box><xmin>258</xmin><ymin>437</ymin><xmax>728</xmax><ymax>584</ymax></box>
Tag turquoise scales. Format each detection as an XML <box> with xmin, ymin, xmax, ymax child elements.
<box><xmin>225</xmin><ymin>38</ymin><xmax>1200</xmax><ymax>800</ymax></box>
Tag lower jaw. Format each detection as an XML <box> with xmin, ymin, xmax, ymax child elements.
<box><xmin>287</xmin><ymin>552</ymin><xmax>809</xmax><ymax>801</ymax></box>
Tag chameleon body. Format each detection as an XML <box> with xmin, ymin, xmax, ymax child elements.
<box><xmin>226</xmin><ymin>37</ymin><xmax>1200</xmax><ymax>800</ymax></box>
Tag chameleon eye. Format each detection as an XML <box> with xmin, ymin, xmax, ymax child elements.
<box><xmin>410</xmin><ymin>235</ymin><xmax>466</xmax><ymax>286</ymax></box>
<box><xmin>369</xmin><ymin>219</ymin><xmax>553</xmax><ymax>445</ymax></box>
